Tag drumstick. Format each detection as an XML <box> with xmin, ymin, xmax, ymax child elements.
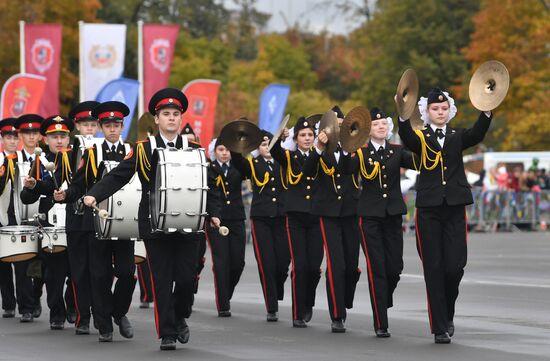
<box><xmin>218</xmin><ymin>226</ymin><xmax>229</xmax><ymax>236</ymax></box>
<box><xmin>92</xmin><ymin>205</ymin><xmax>109</xmax><ymax>219</ymax></box>
<box><xmin>29</xmin><ymin>147</ymin><xmax>43</xmax><ymax>178</ymax></box>
<box><xmin>45</xmin><ymin>162</ymin><xmax>59</xmax><ymax>189</ymax></box>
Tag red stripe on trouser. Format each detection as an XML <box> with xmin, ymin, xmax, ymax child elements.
<box><xmin>319</xmin><ymin>217</ymin><xmax>338</xmax><ymax>319</ymax></box>
<box><xmin>137</xmin><ymin>264</ymin><xmax>148</xmax><ymax>302</ymax></box>
<box><xmin>285</xmin><ymin>216</ymin><xmax>298</xmax><ymax>320</ymax></box>
<box><xmin>251</xmin><ymin>220</ymin><xmax>269</xmax><ymax>311</ymax></box>
<box><xmin>415</xmin><ymin>210</ymin><xmax>433</xmax><ymax>331</ymax></box>
<box><xmin>71</xmin><ymin>280</ymin><xmax>81</xmax><ymax>326</ymax></box>
<box><xmin>204</xmin><ymin>227</ymin><xmax>221</xmax><ymax>311</ymax></box>
<box><xmin>359</xmin><ymin>217</ymin><xmax>380</xmax><ymax>329</ymax></box>
<box><xmin>145</xmin><ymin>254</ymin><xmax>161</xmax><ymax>337</ymax></box>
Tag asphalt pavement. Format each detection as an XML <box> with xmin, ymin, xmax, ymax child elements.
<box><xmin>1</xmin><ymin>231</ymin><xmax>549</xmax><ymax>360</ymax></box>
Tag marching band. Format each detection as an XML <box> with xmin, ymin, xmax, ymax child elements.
<box><xmin>0</xmin><ymin>61</ymin><xmax>509</xmax><ymax>350</ymax></box>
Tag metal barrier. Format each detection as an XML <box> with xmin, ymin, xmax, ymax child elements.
<box><xmin>404</xmin><ymin>188</ymin><xmax>547</xmax><ymax>231</ymax></box>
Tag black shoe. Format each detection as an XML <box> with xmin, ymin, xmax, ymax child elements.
<box><xmin>99</xmin><ymin>332</ymin><xmax>113</xmax><ymax>342</ymax></box>
<box><xmin>266</xmin><ymin>312</ymin><xmax>278</xmax><ymax>322</ymax></box>
<box><xmin>75</xmin><ymin>322</ymin><xmax>90</xmax><ymax>335</ymax></box>
<box><xmin>434</xmin><ymin>332</ymin><xmax>451</xmax><ymax>344</ymax></box>
<box><xmin>114</xmin><ymin>316</ymin><xmax>134</xmax><ymax>339</ymax></box>
<box><xmin>331</xmin><ymin>320</ymin><xmax>346</xmax><ymax>333</ymax></box>
<box><xmin>32</xmin><ymin>305</ymin><xmax>42</xmax><ymax>318</ymax></box>
<box><xmin>160</xmin><ymin>336</ymin><xmax>177</xmax><ymax>350</ymax></box>
<box><xmin>2</xmin><ymin>309</ymin><xmax>15</xmax><ymax>318</ymax></box>
<box><xmin>303</xmin><ymin>308</ymin><xmax>313</xmax><ymax>323</ymax></box>
<box><xmin>50</xmin><ymin>321</ymin><xmax>65</xmax><ymax>330</ymax></box>
<box><xmin>20</xmin><ymin>313</ymin><xmax>33</xmax><ymax>323</ymax></box>
<box><xmin>66</xmin><ymin>308</ymin><xmax>77</xmax><ymax>324</ymax></box>
<box><xmin>292</xmin><ymin>319</ymin><xmax>307</xmax><ymax>328</ymax></box>
<box><xmin>139</xmin><ymin>302</ymin><xmax>150</xmax><ymax>309</ymax></box>
<box><xmin>375</xmin><ymin>328</ymin><xmax>391</xmax><ymax>338</ymax></box>
<box><xmin>218</xmin><ymin>310</ymin><xmax>231</xmax><ymax>317</ymax></box>
<box><xmin>448</xmin><ymin>321</ymin><xmax>455</xmax><ymax>337</ymax></box>
<box><xmin>176</xmin><ymin>319</ymin><xmax>190</xmax><ymax>344</ymax></box>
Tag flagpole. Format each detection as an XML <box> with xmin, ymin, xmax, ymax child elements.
<box><xmin>19</xmin><ymin>21</ymin><xmax>26</xmax><ymax>73</ymax></box>
<box><xmin>137</xmin><ymin>20</ymin><xmax>144</xmax><ymax>117</ymax></box>
<box><xmin>79</xmin><ymin>21</ymin><xmax>84</xmax><ymax>102</ymax></box>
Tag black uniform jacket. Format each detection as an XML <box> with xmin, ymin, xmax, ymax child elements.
<box><xmin>87</xmin><ymin>134</ymin><xmax>221</xmax><ymax>239</ymax></box>
<box><xmin>20</xmin><ymin>150</ymin><xmax>57</xmax><ymax>225</ymax></box>
<box><xmin>208</xmin><ymin>157</ymin><xmax>246</xmax><ymax>221</ymax></box>
<box><xmin>398</xmin><ymin>112</ymin><xmax>492</xmax><ymax>208</ymax></box>
<box><xmin>343</xmin><ymin>142</ymin><xmax>414</xmax><ymax>217</ymax></box>
<box><xmin>270</xmin><ymin>140</ymin><xmax>317</xmax><ymax>214</ymax></box>
<box><xmin>308</xmin><ymin>148</ymin><xmax>359</xmax><ymax>217</ymax></box>
<box><xmin>231</xmin><ymin>152</ymin><xmax>286</xmax><ymax>218</ymax></box>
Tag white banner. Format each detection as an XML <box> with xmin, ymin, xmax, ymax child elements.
<box><xmin>79</xmin><ymin>23</ymin><xmax>126</xmax><ymax>101</ymax></box>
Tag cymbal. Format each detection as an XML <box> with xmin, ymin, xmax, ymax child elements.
<box><xmin>410</xmin><ymin>104</ymin><xmax>424</xmax><ymax>131</ymax></box>
<box><xmin>305</xmin><ymin>113</ymin><xmax>323</xmax><ymax>125</ymax></box>
<box><xmin>395</xmin><ymin>68</ymin><xmax>419</xmax><ymax>120</ymax></box>
<box><xmin>137</xmin><ymin>112</ymin><xmax>156</xmax><ymax>139</ymax></box>
<box><xmin>218</xmin><ymin>119</ymin><xmax>263</xmax><ymax>154</ymax></box>
<box><xmin>469</xmin><ymin>60</ymin><xmax>509</xmax><ymax>111</ymax></box>
<box><xmin>318</xmin><ymin>110</ymin><xmax>340</xmax><ymax>153</ymax></box>
<box><xmin>268</xmin><ymin>114</ymin><xmax>290</xmax><ymax>151</ymax></box>
<box><xmin>340</xmin><ymin>106</ymin><xmax>371</xmax><ymax>153</ymax></box>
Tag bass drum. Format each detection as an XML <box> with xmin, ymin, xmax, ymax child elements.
<box><xmin>134</xmin><ymin>240</ymin><xmax>146</xmax><ymax>264</ymax></box>
<box><xmin>94</xmin><ymin>161</ymin><xmax>140</xmax><ymax>240</ymax></box>
<box><xmin>13</xmin><ymin>162</ymin><xmax>40</xmax><ymax>224</ymax></box>
<box><xmin>0</xmin><ymin>226</ymin><xmax>39</xmax><ymax>262</ymax></box>
<box><xmin>150</xmin><ymin>148</ymin><xmax>208</xmax><ymax>233</ymax></box>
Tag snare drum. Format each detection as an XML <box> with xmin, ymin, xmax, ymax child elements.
<box><xmin>94</xmin><ymin>161</ymin><xmax>141</xmax><ymax>240</ymax></box>
<box><xmin>0</xmin><ymin>226</ymin><xmax>39</xmax><ymax>262</ymax></box>
<box><xmin>134</xmin><ymin>240</ymin><xmax>146</xmax><ymax>264</ymax></box>
<box><xmin>49</xmin><ymin>203</ymin><xmax>66</xmax><ymax>228</ymax></box>
<box><xmin>150</xmin><ymin>148</ymin><xmax>208</xmax><ymax>233</ymax></box>
<box><xmin>13</xmin><ymin>162</ymin><xmax>40</xmax><ymax>224</ymax></box>
<box><xmin>41</xmin><ymin>227</ymin><xmax>67</xmax><ymax>253</ymax></box>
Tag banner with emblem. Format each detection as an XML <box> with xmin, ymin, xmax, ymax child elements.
<box><xmin>181</xmin><ymin>79</ymin><xmax>222</xmax><ymax>149</ymax></box>
<box><xmin>0</xmin><ymin>73</ymin><xmax>47</xmax><ymax>118</ymax></box>
<box><xmin>80</xmin><ymin>23</ymin><xmax>126</xmax><ymax>101</ymax></box>
<box><xmin>95</xmin><ymin>77</ymin><xmax>139</xmax><ymax>140</ymax></box>
<box><xmin>258</xmin><ymin>83</ymin><xmax>290</xmax><ymax>133</ymax></box>
<box><xmin>142</xmin><ymin>24</ymin><xmax>180</xmax><ymax>112</ymax></box>
<box><xmin>23</xmin><ymin>23</ymin><xmax>62</xmax><ymax>117</ymax></box>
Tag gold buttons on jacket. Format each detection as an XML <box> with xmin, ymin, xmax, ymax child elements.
<box><xmin>336</xmin><ymin>174</ymin><xmax>341</xmax><ymax>178</ymax></box>
<box><xmin>306</xmin><ymin>195</ymin><xmax>310</xmax><ymax>200</ymax></box>
<box><xmin>271</xmin><ymin>177</ymin><xmax>275</xmax><ymax>181</ymax></box>
<box><xmin>337</xmin><ymin>196</ymin><xmax>342</xmax><ymax>200</ymax></box>
<box><xmin>306</xmin><ymin>185</ymin><xmax>311</xmax><ymax>190</ymax></box>
<box><xmin>226</xmin><ymin>200</ymin><xmax>231</xmax><ymax>204</ymax></box>
<box><xmin>272</xmin><ymin>198</ymin><xmax>277</xmax><ymax>202</ymax></box>
<box><xmin>337</xmin><ymin>185</ymin><xmax>341</xmax><ymax>189</ymax></box>
<box><xmin>383</xmin><ymin>194</ymin><xmax>387</xmax><ymax>198</ymax></box>
<box><xmin>383</xmin><ymin>184</ymin><xmax>387</xmax><ymax>188</ymax></box>
<box><xmin>444</xmin><ymin>166</ymin><xmax>448</xmax><ymax>170</ymax></box>
<box><xmin>306</xmin><ymin>177</ymin><xmax>311</xmax><ymax>180</ymax></box>
<box><xmin>382</xmin><ymin>165</ymin><xmax>385</xmax><ymax>170</ymax></box>
<box><xmin>442</xmin><ymin>181</ymin><xmax>447</xmax><ymax>185</ymax></box>
<box><xmin>271</xmin><ymin>187</ymin><xmax>276</xmax><ymax>191</ymax></box>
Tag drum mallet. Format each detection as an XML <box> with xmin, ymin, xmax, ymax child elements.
<box><xmin>92</xmin><ymin>205</ymin><xmax>109</xmax><ymax>219</ymax></box>
<box><xmin>45</xmin><ymin>162</ymin><xmax>59</xmax><ymax>190</ymax></box>
<box><xmin>218</xmin><ymin>226</ymin><xmax>229</xmax><ymax>236</ymax></box>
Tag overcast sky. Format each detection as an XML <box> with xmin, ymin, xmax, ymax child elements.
<box><xmin>223</xmin><ymin>0</ymin><xmax>367</xmax><ymax>34</ymax></box>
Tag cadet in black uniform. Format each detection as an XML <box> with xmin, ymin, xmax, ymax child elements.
<box><xmin>344</xmin><ymin>107</ymin><xmax>415</xmax><ymax>337</ymax></box>
<box><xmin>311</xmin><ymin>106</ymin><xmax>361</xmax><ymax>333</ymax></box>
<box><xmin>21</xmin><ymin>116</ymin><xmax>74</xmax><ymax>330</ymax></box>
<box><xmin>231</xmin><ymin>130</ymin><xmax>289</xmax><ymax>322</ymax></box>
<box><xmin>83</xmin><ymin>88</ymin><xmax>221</xmax><ymax>351</ymax></box>
<box><xmin>0</xmin><ymin>118</ymin><xmax>22</xmax><ymax>319</ymax></box>
<box><xmin>54</xmin><ymin>101</ymin><xmax>136</xmax><ymax>342</ymax></box>
<box><xmin>206</xmin><ymin>137</ymin><xmax>247</xmax><ymax>317</ymax></box>
<box><xmin>398</xmin><ymin>88</ymin><xmax>492</xmax><ymax>343</ymax></box>
<box><xmin>270</xmin><ymin>116</ymin><xmax>322</xmax><ymax>328</ymax></box>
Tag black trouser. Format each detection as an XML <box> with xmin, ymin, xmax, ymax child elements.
<box><xmin>0</xmin><ymin>262</ymin><xmax>16</xmax><ymax>311</ymax></box>
<box><xmin>285</xmin><ymin>212</ymin><xmax>324</xmax><ymax>321</ymax></box>
<box><xmin>144</xmin><ymin>233</ymin><xmax>198</xmax><ymax>338</ymax></box>
<box><xmin>13</xmin><ymin>261</ymin><xmax>35</xmax><ymax>315</ymax></box>
<box><xmin>195</xmin><ymin>232</ymin><xmax>207</xmax><ymax>294</ymax></box>
<box><xmin>41</xmin><ymin>250</ymin><xmax>70</xmax><ymax>323</ymax></box>
<box><xmin>137</xmin><ymin>262</ymin><xmax>153</xmax><ymax>304</ymax></box>
<box><xmin>205</xmin><ymin>220</ymin><xmax>246</xmax><ymax>312</ymax></box>
<box><xmin>319</xmin><ymin>215</ymin><xmax>361</xmax><ymax>322</ymax></box>
<box><xmin>65</xmin><ymin>277</ymin><xmax>75</xmax><ymax>312</ymax></box>
<box><xmin>250</xmin><ymin>216</ymin><xmax>290</xmax><ymax>313</ymax></box>
<box><xmin>360</xmin><ymin>214</ymin><xmax>404</xmax><ymax>330</ymax></box>
<box><xmin>66</xmin><ymin>231</ymin><xmax>93</xmax><ymax>326</ymax></box>
<box><xmin>89</xmin><ymin>238</ymin><xmax>136</xmax><ymax>334</ymax></box>
<box><xmin>415</xmin><ymin>203</ymin><xmax>467</xmax><ymax>335</ymax></box>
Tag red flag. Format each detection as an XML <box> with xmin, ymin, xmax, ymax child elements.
<box><xmin>24</xmin><ymin>24</ymin><xmax>62</xmax><ymax>117</ymax></box>
<box><xmin>181</xmin><ymin>79</ymin><xmax>222</xmax><ymax>149</ymax></box>
<box><xmin>1</xmin><ymin>73</ymin><xmax>47</xmax><ymax>118</ymax></box>
<box><xmin>143</xmin><ymin>24</ymin><xmax>179</xmax><ymax>111</ymax></box>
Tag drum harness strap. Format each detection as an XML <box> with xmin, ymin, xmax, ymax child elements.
<box><xmin>357</xmin><ymin>148</ymin><xmax>382</xmax><ymax>188</ymax></box>
<box><xmin>247</xmin><ymin>157</ymin><xmax>269</xmax><ymax>192</ymax></box>
<box><xmin>413</xmin><ymin>129</ymin><xmax>445</xmax><ymax>184</ymax></box>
